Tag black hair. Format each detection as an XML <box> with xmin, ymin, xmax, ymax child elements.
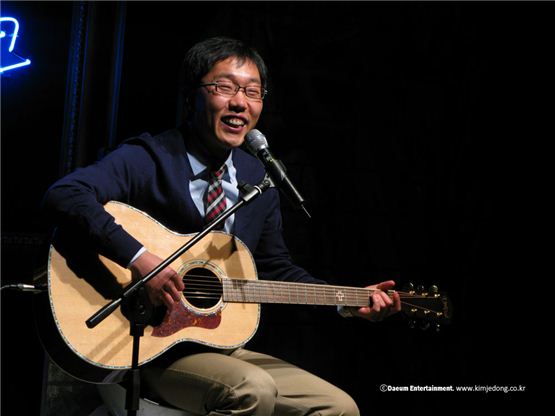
<box><xmin>180</xmin><ymin>37</ymin><xmax>268</xmax><ymax>119</ymax></box>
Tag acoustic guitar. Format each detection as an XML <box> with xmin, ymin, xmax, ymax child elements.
<box><xmin>35</xmin><ymin>201</ymin><xmax>451</xmax><ymax>383</ymax></box>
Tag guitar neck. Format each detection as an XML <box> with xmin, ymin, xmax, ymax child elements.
<box><xmin>223</xmin><ymin>279</ymin><xmax>372</xmax><ymax>307</ymax></box>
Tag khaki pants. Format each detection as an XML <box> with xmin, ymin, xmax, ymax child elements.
<box><xmin>142</xmin><ymin>348</ymin><xmax>359</xmax><ymax>416</ymax></box>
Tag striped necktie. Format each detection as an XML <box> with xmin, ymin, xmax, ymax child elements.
<box><xmin>204</xmin><ymin>165</ymin><xmax>227</xmax><ymax>228</ymax></box>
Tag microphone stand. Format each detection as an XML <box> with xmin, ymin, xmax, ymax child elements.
<box><xmin>85</xmin><ymin>176</ymin><xmax>273</xmax><ymax>416</ymax></box>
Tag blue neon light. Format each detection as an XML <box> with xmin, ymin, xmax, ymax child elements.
<box><xmin>0</xmin><ymin>16</ymin><xmax>32</xmax><ymax>74</ymax></box>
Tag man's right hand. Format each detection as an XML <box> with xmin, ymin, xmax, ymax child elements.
<box><xmin>128</xmin><ymin>251</ymin><xmax>185</xmax><ymax>311</ymax></box>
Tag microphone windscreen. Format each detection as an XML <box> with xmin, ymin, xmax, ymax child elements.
<box><xmin>245</xmin><ymin>129</ymin><xmax>268</xmax><ymax>154</ymax></box>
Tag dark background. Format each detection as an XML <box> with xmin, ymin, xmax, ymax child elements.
<box><xmin>1</xmin><ymin>1</ymin><xmax>548</xmax><ymax>414</ymax></box>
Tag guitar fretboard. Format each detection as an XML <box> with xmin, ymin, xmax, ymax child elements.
<box><xmin>222</xmin><ymin>279</ymin><xmax>372</xmax><ymax>307</ymax></box>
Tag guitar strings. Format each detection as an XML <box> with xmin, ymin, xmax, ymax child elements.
<box><xmin>182</xmin><ymin>276</ymin><xmax>439</xmax><ymax>299</ymax></box>
<box><xmin>182</xmin><ymin>280</ymin><xmax>442</xmax><ymax>311</ymax></box>
<box><xmin>398</xmin><ymin>301</ymin><xmax>444</xmax><ymax>314</ymax></box>
<box><xmin>178</xmin><ymin>276</ymin><xmax>442</xmax><ymax>313</ymax></box>
<box><xmin>182</xmin><ymin>277</ymin><xmax>438</xmax><ymax>297</ymax></box>
<box><xmin>182</xmin><ymin>274</ymin><xmax>438</xmax><ymax>294</ymax></box>
<box><xmin>181</xmin><ymin>293</ymin><xmax>437</xmax><ymax>313</ymax></box>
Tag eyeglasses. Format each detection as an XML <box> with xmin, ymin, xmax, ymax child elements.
<box><xmin>199</xmin><ymin>80</ymin><xmax>268</xmax><ymax>101</ymax></box>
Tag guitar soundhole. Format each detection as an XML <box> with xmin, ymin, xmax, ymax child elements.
<box><xmin>182</xmin><ymin>267</ymin><xmax>222</xmax><ymax>309</ymax></box>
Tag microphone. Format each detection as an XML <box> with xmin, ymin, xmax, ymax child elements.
<box><xmin>244</xmin><ymin>129</ymin><xmax>311</xmax><ymax>218</ymax></box>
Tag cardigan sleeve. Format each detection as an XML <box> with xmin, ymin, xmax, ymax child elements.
<box><xmin>42</xmin><ymin>140</ymin><xmax>153</xmax><ymax>267</ymax></box>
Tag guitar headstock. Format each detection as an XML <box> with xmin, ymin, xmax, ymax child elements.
<box><xmin>397</xmin><ymin>283</ymin><xmax>452</xmax><ymax>331</ymax></box>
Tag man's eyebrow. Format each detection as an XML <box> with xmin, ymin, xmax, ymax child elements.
<box><xmin>212</xmin><ymin>72</ymin><xmax>261</xmax><ymax>84</ymax></box>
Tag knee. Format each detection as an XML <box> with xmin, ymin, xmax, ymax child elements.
<box><xmin>225</xmin><ymin>366</ymin><xmax>278</xmax><ymax>413</ymax></box>
<box><xmin>324</xmin><ymin>391</ymin><xmax>360</xmax><ymax>416</ymax></box>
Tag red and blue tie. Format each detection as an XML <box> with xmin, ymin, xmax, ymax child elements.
<box><xmin>204</xmin><ymin>166</ymin><xmax>227</xmax><ymax>228</ymax></box>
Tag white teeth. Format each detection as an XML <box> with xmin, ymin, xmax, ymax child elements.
<box><xmin>223</xmin><ymin>117</ymin><xmax>246</xmax><ymax>127</ymax></box>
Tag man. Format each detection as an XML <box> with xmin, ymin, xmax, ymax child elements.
<box><xmin>43</xmin><ymin>36</ymin><xmax>400</xmax><ymax>415</ymax></box>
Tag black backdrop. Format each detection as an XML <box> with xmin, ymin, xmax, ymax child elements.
<box><xmin>1</xmin><ymin>1</ymin><xmax>548</xmax><ymax>414</ymax></box>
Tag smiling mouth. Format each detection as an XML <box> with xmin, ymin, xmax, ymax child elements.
<box><xmin>221</xmin><ymin>116</ymin><xmax>247</xmax><ymax>128</ymax></box>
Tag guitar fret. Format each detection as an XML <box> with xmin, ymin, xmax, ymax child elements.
<box><xmin>249</xmin><ymin>280</ymin><xmax>255</xmax><ymax>302</ymax></box>
<box><xmin>276</xmin><ymin>281</ymin><xmax>283</xmax><ymax>303</ymax></box>
<box><xmin>281</xmin><ymin>282</ymin><xmax>288</xmax><ymax>303</ymax></box>
<box><xmin>289</xmin><ymin>283</ymin><xmax>293</xmax><ymax>303</ymax></box>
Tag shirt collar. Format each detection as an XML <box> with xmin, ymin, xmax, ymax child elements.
<box><xmin>186</xmin><ymin>148</ymin><xmax>234</xmax><ymax>183</ymax></box>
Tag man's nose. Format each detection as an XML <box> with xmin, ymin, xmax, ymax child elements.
<box><xmin>228</xmin><ymin>90</ymin><xmax>248</xmax><ymax>110</ymax></box>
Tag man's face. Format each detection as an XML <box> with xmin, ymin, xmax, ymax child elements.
<box><xmin>191</xmin><ymin>57</ymin><xmax>263</xmax><ymax>156</ymax></box>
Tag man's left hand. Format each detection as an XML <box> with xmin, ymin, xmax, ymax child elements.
<box><xmin>352</xmin><ymin>280</ymin><xmax>401</xmax><ymax>322</ymax></box>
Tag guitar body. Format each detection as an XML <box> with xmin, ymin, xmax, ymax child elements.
<box><xmin>42</xmin><ymin>201</ymin><xmax>260</xmax><ymax>382</ymax></box>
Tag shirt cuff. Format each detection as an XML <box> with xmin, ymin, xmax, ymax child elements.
<box><xmin>127</xmin><ymin>246</ymin><xmax>146</xmax><ymax>268</ymax></box>
<box><xmin>337</xmin><ymin>305</ymin><xmax>355</xmax><ymax>318</ymax></box>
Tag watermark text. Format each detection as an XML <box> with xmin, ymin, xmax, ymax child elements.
<box><xmin>379</xmin><ymin>384</ymin><xmax>526</xmax><ymax>393</ymax></box>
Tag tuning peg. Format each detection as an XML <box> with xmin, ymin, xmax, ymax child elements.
<box><xmin>428</xmin><ymin>285</ymin><xmax>439</xmax><ymax>297</ymax></box>
<box><xmin>416</xmin><ymin>284</ymin><xmax>425</xmax><ymax>295</ymax></box>
<box><xmin>408</xmin><ymin>319</ymin><xmax>417</xmax><ymax>329</ymax></box>
<box><xmin>434</xmin><ymin>323</ymin><xmax>441</xmax><ymax>332</ymax></box>
<box><xmin>419</xmin><ymin>321</ymin><xmax>430</xmax><ymax>331</ymax></box>
<box><xmin>403</xmin><ymin>282</ymin><xmax>415</xmax><ymax>295</ymax></box>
